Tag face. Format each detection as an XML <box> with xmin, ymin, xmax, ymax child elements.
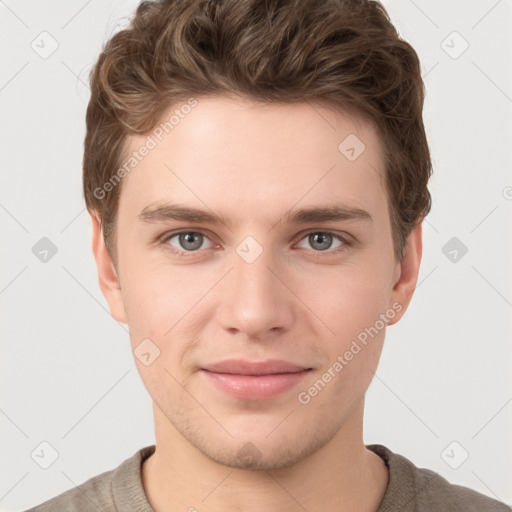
<box><xmin>92</xmin><ymin>96</ymin><xmax>421</xmax><ymax>471</ymax></box>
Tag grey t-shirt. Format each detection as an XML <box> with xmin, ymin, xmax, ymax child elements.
<box><xmin>24</xmin><ymin>444</ymin><xmax>511</xmax><ymax>511</ymax></box>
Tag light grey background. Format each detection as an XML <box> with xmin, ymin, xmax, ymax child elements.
<box><xmin>1</xmin><ymin>0</ymin><xmax>511</xmax><ymax>510</ymax></box>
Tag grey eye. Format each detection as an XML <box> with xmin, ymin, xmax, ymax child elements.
<box><xmin>296</xmin><ymin>232</ymin><xmax>344</xmax><ymax>252</ymax></box>
<box><xmin>309</xmin><ymin>233</ymin><xmax>333</xmax><ymax>251</ymax></box>
<box><xmin>169</xmin><ymin>232</ymin><xmax>210</xmax><ymax>251</ymax></box>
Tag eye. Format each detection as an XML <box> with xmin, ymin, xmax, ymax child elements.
<box><xmin>162</xmin><ymin>230</ymin><xmax>214</xmax><ymax>254</ymax></box>
<box><xmin>295</xmin><ymin>231</ymin><xmax>348</xmax><ymax>253</ymax></box>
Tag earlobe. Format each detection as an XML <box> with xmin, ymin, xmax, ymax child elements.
<box><xmin>90</xmin><ymin>213</ymin><xmax>128</xmax><ymax>324</ymax></box>
<box><xmin>387</xmin><ymin>223</ymin><xmax>423</xmax><ymax>326</ymax></box>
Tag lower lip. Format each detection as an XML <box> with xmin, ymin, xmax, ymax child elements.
<box><xmin>200</xmin><ymin>369</ymin><xmax>311</xmax><ymax>400</ymax></box>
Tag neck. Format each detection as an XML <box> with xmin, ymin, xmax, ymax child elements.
<box><xmin>142</xmin><ymin>400</ymin><xmax>389</xmax><ymax>512</ymax></box>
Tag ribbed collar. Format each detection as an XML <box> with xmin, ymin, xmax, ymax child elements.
<box><xmin>111</xmin><ymin>443</ymin><xmax>416</xmax><ymax>511</ymax></box>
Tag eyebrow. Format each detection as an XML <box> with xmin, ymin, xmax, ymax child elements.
<box><xmin>137</xmin><ymin>202</ymin><xmax>373</xmax><ymax>227</ymax></box>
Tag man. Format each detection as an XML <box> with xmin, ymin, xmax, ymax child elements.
<box><xmin>26</xmin><ymin>0</ymin><xmax>510</xmax><ymax>510</ymax></box>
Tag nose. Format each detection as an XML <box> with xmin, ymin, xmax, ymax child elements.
<box><xmin>216</xmin><ymin>242</ymin><xmax>296</xmax><ymax>340</ymax></box>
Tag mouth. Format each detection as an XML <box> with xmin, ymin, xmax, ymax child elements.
<box><xmin>200</xmin><ymin>359</ymin><xmax>312</xmax><ymax>400</ymax></box>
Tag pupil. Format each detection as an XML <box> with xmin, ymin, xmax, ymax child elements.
<box><xmin>182</xmin><ymin>232</ymin><xmax>201</xmax><ymax>250</ymax></box>
<box><xmin>312</xmin><ymin>233</ymin><xmax>331</xmax><ymax>251</ymax></box>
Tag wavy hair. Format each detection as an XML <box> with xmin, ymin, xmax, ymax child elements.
<box><xmin>83</xmin><ymin>0</ymin><xmax>432</xmax><ymax>264</ymax></box>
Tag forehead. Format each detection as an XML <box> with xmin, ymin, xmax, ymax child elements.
<box><xmin>118</xmin><ymin>96</ymin><xmax>387</xmax><ymax>223</ymax></box>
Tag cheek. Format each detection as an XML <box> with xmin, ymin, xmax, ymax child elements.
<box><xmin>121</xmin><ymin>265</ymin><xmax>213</xmax><ymax>382</ymax></box>
<box><xmin>297</xmin><ymin>329</ymin><xmax>386</xmax><ymax>413</ymax></box>
<box><xmin>298</xmin><ymin>259</ymin><xmax>393</xmax><ymax>339</ymax></box>
<box><xmin>119</xmin><ymin>254</ymin><xmax>196</xmax><ymax>334</ymax></box>
<box><xmin>123</xmin><ymin>268</ymin><xmax>201</xmax><ymax>401</ymax></box>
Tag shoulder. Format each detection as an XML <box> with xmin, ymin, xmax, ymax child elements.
<box><xmin>367</xmin><ymin>444</ymin><xmax>511</xmax><ymax>512</ymax></box>
<box><xmin>24</xmin><ymin>468</ymin><xmax>116</xmax><ymax>512</ymax></box>
<box><xmin>24</xmin><ymin>445</ymin><xmax>156</xmax><ymax>512</ymax></box>
<box><xmin>415</xmin><ymin>465</ymin><xmax>510</xmax><ymax>511</ymax></box>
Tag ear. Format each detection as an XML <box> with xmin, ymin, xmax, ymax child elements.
<box><xmin>386</xmin><ymin>223</ymin><xmax>423</xmax><ymax>326</ymax></box>
<box><xmin>90</xmin><ymin>213</ymin><xmax>128</xmax><ymax>324</ymax></box>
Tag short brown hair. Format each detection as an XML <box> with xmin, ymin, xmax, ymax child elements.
<box><xmin>83</xmin><ymin>0</ymin><xmax>432</xmax><ymax>265</ymax></box>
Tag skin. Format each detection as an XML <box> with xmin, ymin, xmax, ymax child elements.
<box><xmin>91</xmin><ymin>96</ymin><xmax>422</xmax><ymax>512</ymax></box>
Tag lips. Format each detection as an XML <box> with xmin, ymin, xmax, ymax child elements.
<box><xmin>202</xmin><ymin>359</ymin><xmax>311</xmax><ymax>375</ymax></box>
<box><xmin>200</xmin><ymin>359</ymin><xmax>312</xmax><ymax>400</ymax></box>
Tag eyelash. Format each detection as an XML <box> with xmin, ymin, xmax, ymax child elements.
<box><xmin>158</xmin><ymin>229</ymin><xmax>352</xmax><ymax>258</ymax></box>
